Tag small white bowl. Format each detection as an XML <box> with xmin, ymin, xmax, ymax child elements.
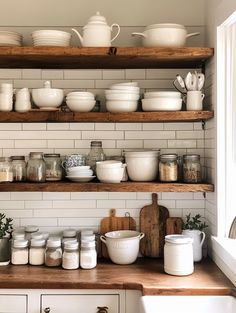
<box><xmin>66</xmin><ymin>91</ymin><xmax>95</xmax><ymax>98</ymax></box>
<box><xmin>112</xmin><ymin>82</ymin><xmax>138</xmax><ymax>87</ymax></box>
<box><xmin>144</xmin><ymin>91</ymin><xmax>181</xmax><ymax>99</ymax></box>
<box><xmin>32</xmin><ymin>88</ymin><xmax>64</xmax><ymax>109</ymax></box>
<box><xmin>110</xmin><ymin>85</ymin><xmax>140</xmax><ymax>92</ymax></box>
<box><xmin>66</xmin><ymin>99</ymin><xmax>96</xmax><ymax>112</ymax></box>
<box><xmin>142</xmin><ymin>97</ymin><xmax>182</xmax><ymax>111</ymax></box>
<box><xmin>106</xmin><ymin>100</ymin><xmax>138</xmax><ymax>112</ymax></box>
<box><xmin>96</xmin><ymin>160</ymin><xmax>123</xmax><ymax>168</ymax></box>
<box><xmin>96</xmin><ymin>166</ymin><xmax>125</xmax><ymax>183</ymax></box>
<box><xmin>105</xmin><ymin>93</ymin><xmax>140</xmax><ymax>101</ymax></box>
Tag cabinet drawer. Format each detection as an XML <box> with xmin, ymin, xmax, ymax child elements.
<box><xmin>0</xmin><ymin>294</ymin><xmax>27</xmax><ymax>313</ymax></box>
<box><xmin>41</xmin><ymin>294</ymin><xmax>119</xmax><ymax>313</ymax></box>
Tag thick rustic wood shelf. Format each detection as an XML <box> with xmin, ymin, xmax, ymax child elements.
<box><xmin>0</xmin><ymin>110</ymin><xmax>214</xmax><ymax>123</ymax></box>
<box><xmin>0</xmin><ymin>46</ymin><xmax>213</xmax><ymax>69</ymax></box>
<box><xmin>0</xmin><ymin>181</ymin><xmax>214</xmax><ymax>192</ymax></box>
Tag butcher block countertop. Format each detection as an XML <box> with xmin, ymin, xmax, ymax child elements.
<box><xmin>0</xmin><ymin>258</ymin><xmax>235</xmax><ymax>296</ymax></box>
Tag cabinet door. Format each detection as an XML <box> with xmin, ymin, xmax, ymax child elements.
<box><xmin>41</xmin><ymin>294</ymin><xmax>119</xmax><ymax>313</ymax></box>
<box><xmin>0</xmin><ymin>294</ymin><xmax>27</xmax><ymax>313</ymax></box>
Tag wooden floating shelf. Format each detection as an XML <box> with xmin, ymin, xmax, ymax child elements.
<box><xmin>0</xmin><ymin>46</ymin><xmax>214</xmax><ymax>69</ymax></box>
<box><xmin>0</xmin><ymin>111</ymin><xmax>214</xmax><ymax>123</ymax></box>
<box><xmin>0</xmin><ymin>181</ymin><xmax>214</xmax><ymax>192</ymax></box>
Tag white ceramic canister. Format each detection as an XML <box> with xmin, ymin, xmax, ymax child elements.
<box><xmin>11</xmin><ymin>239</ymin><xmax>29</xmax><ymax>265</ymax></box>
<box><xmin>29</xmin><ymin>239</ymin><xmax>45</xmax><ymax>265</ymax></box>
<box><xmin>164</xmin><ymin>234</ymin><xmax>194</xmax><ymax>276</ymax></box>
<box><xmin>62</xmin><ymin>241</ymin><xmax>79</xmax><ymax>270</ymax></box>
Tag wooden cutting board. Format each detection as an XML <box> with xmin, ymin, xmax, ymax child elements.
<box><xmin>166</xmin><ymin>217</ymin><xmax>183</xmax><ymax>235</ymax></box>
<box><xmin>100</xmin><ymin>208</ymin><xmax>136</xmax><ymax>258</ymax></box>
<box><xmin>140</xmin><ymin>193</ymin><xmax>169</xmax><ymax>258</ymax></box>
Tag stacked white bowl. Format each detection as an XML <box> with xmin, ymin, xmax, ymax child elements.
<box><xmin>105</xmin><ymin>82</ymin><xmax>140</xmax><ymax>112</ymax></box>
<box><xmin>66</xmin><ymin>166</ymin><xmax>95</xmax><ymax>182</ymax></box>
<box><xmin>0</xmin><ymin>31</ymin><xmax>22</xmax><ymax>46</ymax></box>
<box><xmin>142</xmin><ymin>91</ymin><xmax>182</xmax><ymax>111</ymax></box>
<box><xmin>66</xmin><ymin>91</ymin><xmax>96</xmax><ymax>112</ymax></box>
<box><xmin>31</xmin><ymin>30</ymin><xmax>72</xmax><ymax>47</ymax></box>
<box><xmin>96</xmin><ymin>160</ymin><xmax>126</xmax><ymax>183</ymax></box>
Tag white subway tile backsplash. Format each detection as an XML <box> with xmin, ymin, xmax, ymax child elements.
<box><xmin>95</xmin><ymin>123</ymin><xmax>115</xmax><ymax>131</ymax></box>
<box><xmin>22</xmin><ymin>69</ymin><xmax>41</xmax><ymax>79</ymax></box>
<box><xmin>125</xmin><ymin>131</ymin><xmax>175</xmax><ymax>140</ymax></box>
<box><xmin>176</xmin><ymin>200</ymin><xmax>205</xmax><ymax>209</ymax></box>
<box><xmin>71</xmin><ymin>192</ymin><xmax>108</xmax><ymax>200</ymax></box>
<box><xmin>42</xmin><ymin>70</ymin><xmax>64</xmax><ymax>80</ymax></box>
<box><xmin>116</xmin><ymin>140</ymin><xmax>143</xmax><ymax>149</ymax></box>
<box><xmin>162</xmin><ymin>193</ymin><xmax>193</xmax><ymax>200</ymax></box>
<box><xmin>0</xmin><ymin>193</ymin><xmax>11</xmax><ymax>200</ymax></box>
<box><xmin>64</xmin><ymin>69</ymin><xmax>102</xmax><ymax>80</ymax></box>
<box><xmin>168</xmin><ymin>140</ymin><xmax>196</xmax><ymax>149</ymax></box>
<box><xmin>14</xmin><ymin>79</ymin><xmax>44</xmax><ymax>88</ymax></box>
<box><xmin>2</xmin><ymin>210</ymin><xmax>33</xmax><ymax>218</ymax></box>
<box><xmin>96</xmin><ymin>200</ymin><xmax>126</xmax><ymax>209</ymax></box>
<box><xmin>108</xmin><ymin>193</ymin><xmax>137</xmax><ymax>200</ymax></box>
<box><xmin>0</xmin><ymin>69</ymin><xmax>22</xmax><ymax>79</ymax></box>
<box><xmin>43</xmin><ymin>192</ymin><xmax>71</xmax><ymax>200</ymax></box>
<box><xmin>22</xmin><ymin>218</ymin><xmax>58</xmax><ymax>226</ymax></box>
<box><xmin>82</xmin><ymin>131</ymin><xmax>124</xmax><ymax>140</ymax></box>
<box><xmin>125</xmin><ymin>69</ymin><xmax>146</xmax><ymax>79</ymax></box>
<box><xmin>47</xmin><ymin>123</ymin><xmax>70</xmax><ymax>130</ymax></box>
<box><xmin>69</xmin><ymin>123</ymin><xmax>94</xmax><ymax>130</ymax></box>
<box><xmin>47</xmin><ymin>140</ymin><xmax>74</xmax><ymax>149</ymax></box>
<box><xmin>15</xmin><ymin>140</ymin><xmax>47</xmax><ymax>149</ymax></box>
<box><xmin>25</xmin><ymin>201</ymin><xmax>53</xmax><ymax>209</ymax></box>
<box><xmin>0</xmin><ymin>201</ymin><xmax>24</xmax><ymax>209</ymax></box>
<box><xmin>0</xmin><ymin>140</ymin><xmax>14</xmax><ymax>148</ymax></box>
<box><xmin>115</xmin><ymin>123</ymin><xmax>142</xmax><ymax>131</ymax></box>
<box><xmin>58</xmin><ymin>218</ymin><xmax>100</xmax><ymax>227</ymax></box>
<box><xmin>144</xmin><ymin>140</ymin><xmax>167</xmax><ymax>149</ymax></box>
<box><xmin>176</xmin><ymin>130</ymin><xmax>204</xmax><ymax>139</ymax></box>
<box><xmin>53</xmin><ymin>80</ymin><xmax>95</xmax><ymax>89</ymax></box>
<box><xmin>164</xmin><ymin>123</ymin><xmax>193</xmax><ymax>131</ymax></box>
<box><xmin>102</xmin><ymin>70</ymin><xmax>125</xmax><ymax>79</ymax></box>
<box><xmin>53</xmin><ymin>200</ymin><xmax>96</xmax><ymax>209</ymax></box>
<box><xmin>0</xmin><ymin>123</ymin><xmax>21</xmax><ymax>131</ymax></box>
<box><xmin>11</xmin><ymin>192</ymin><xmax>42</xmax><ymax>200</ymax></box>
<box><xmin>142</xmin><ymin>123</ymin><xmax>164</xmax><ymax>131</ymax></box>
<box><xmin>22</xmin><ymin>123</ymin><xmax>46</xmax><ymax>131</ymax></box>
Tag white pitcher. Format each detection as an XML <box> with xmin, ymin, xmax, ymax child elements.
<box><xmin>182</xmin><ymin>229</ymin><xmax>206</xmax><ymax>262</ymax></box>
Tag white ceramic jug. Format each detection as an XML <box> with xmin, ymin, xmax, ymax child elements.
<box><xmin>182</xmin><ymin>229</ymin><xmax>205</xmax><ymax>262</ymax></box>
<box><xmin>72</xmin><ymin>12</ymin><xmax>120</xmax><ymax>47</ymax></box>
<box><xmin>15</xmin><ymin>88</ymin><xmax>31</xmax><ymax>112</ymax></box>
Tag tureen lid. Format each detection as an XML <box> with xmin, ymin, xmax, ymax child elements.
<box><xmin>86</xmin><ymin>12</ymin><xmax>108</xmax><ymax>25</ymax></box>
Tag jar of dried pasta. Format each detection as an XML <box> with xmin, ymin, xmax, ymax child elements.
<box><xmin>159</xmin><ymin>154</ymin><xmax>178</xmax><ymax>182</ymax></box>
<box><xmin>183</xmin><ymin>154</ymin><xmax>201</xmax><ymax>183</ymax></box>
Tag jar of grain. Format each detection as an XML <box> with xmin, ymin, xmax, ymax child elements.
<box><xmin>183</xmin><ymin>154</ymin><xmax>201</xmax><ymax>183</ymax></box>
<box><xmin>11</xmin><ymin>239</ymin><xmax>29</xmax><ymax>265</ymax></box>
<box><xmin>26</xmin><ymin>152</ymin><xmax>46</xmax><ymax>182</ymax></box>
<box><xmin>62</xmin><ymin>241</ymin><xmax>79</xmax><ymax>270</ymax></box>
<box><xmin>159</xmin><ymin>154</ymin><xmax>178</xmax><ymax>182</ymax></box>
<box><xmin>0</xmin><ymin>157</ymin><xmax>13</xmax><ymax>182</ymax></box>
<box><xmin>29</xmin><ymin>239</ymin><xmax>45</xmax><ymax>265</ymax></box>
<box><xmin>11</xmin><ymin>156</ymin><xmax>26</xmax><ymax>181</ymax></box>
<box><xmin>44</xmin><ymin>153</ymin><xmax>62</xmax><ymax>181</ymax></box>
<box><xmin>45</xmin><ymin>238</ymin><xmax>62</xmax><ymax>267</ymax></box>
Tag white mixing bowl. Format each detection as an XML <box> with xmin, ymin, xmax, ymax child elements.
<box><xmin>32</xmin><ymin>88</ymin><xmax>64</xmax><ymax>109</ymax></box>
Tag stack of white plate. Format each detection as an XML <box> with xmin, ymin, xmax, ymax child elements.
<box><xmin>0</xmin><ymin>31</ymin><xmax>22</xmax><ymax>46</ymax></box>
<box><xmin>105</xmin><ymin>82</ymin><xmax>140</xmax><ymax>112</ymax></box>
<box><xmin>142</xmin><ymin>91</ymin><xmax>182</xmax><ymax>111</ymax></box>
<box><xmin>66</xmin><ymin>166</ymin><xmax>95</xmax><ymax>182</ymax></box>
<box><xmin>66</xmin><ymin>91</ymin><xmax>96</xmax><ymax>112</ymax></box>
<box><xmin>31</xmin><ymin>30</ymin><xmax>71</xmax><ymax>47</ymax></box>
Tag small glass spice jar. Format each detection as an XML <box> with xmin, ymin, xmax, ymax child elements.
<box><xmin>11</xmin><ymin>239</ymin><xmax>29</xmax><ymax>265</ymax></box>
<box><xmin>86</xmin><ymin>141</ymin><xmax>106</xmax><ymax>173</ymax></box>
<box><xmin>183</xmin><ymin>154</ymin><xmax>201</xmax><ymax>183</ymax></box>
<box><xmin>0</xmin><ymin>157</ymin><xmax>13</xmax><ymax>182</ymax></box>
<box><xmin>159</xmin><ymin>154</ymin><xmax>178</xmax><ymax>182</ymax></box>
<box><xmin>11</xmin><ymin>156</ymin><xmax>26</xmax><ymax>182</ymax></box>
<box><xmin>29</xmin><ymin>239</ymin><xmax>46</xmax><ymax>266</ymax></box>
<box><xmin>80</xmin><ymin>240</ymin><xmax>97</xmax><ymax>269</ymax></box>
<box><xmin>45</xmin><ymin>238</ymin><xmax>62</xmax><ymax>267</ymax></box>
<box><xmin>62</xmin><ymin>241</ymin><xmax>79</xmax><ymax>270</ymax></box>
<box><xmin>44</xmin><ymin>153</ymin><xmax>62</xmax><ymax>181</ymax></box>
<box><xmin>26</xmin><ymin>152</ymin><xmax>46</xmax><ymax>182</ymax></box>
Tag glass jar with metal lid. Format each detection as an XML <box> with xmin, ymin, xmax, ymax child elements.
<box><xmin>159</xmin><ymin>154</ymin><xmax>178</xmax><ymax>182</ymax></box>
<box><xmin>86</xmin><ymin>141</ymin><xmax>106</xmax><ymax>173</ymax></box>
<box><xmin>11</xmin><ymin>156</ymin><xmax>26</xmax><ymax>182</ymax></box>
<box><xmin>26</xmin><ymin>152</ymin><xmax>46</xmax><ymax>182</ymax></box>
<box><xmin>44</xmin><ymin>153</ymin><xmax>62</xmax><ymax>181</ymax></box>
<box><xmin>45</xmin><ymin>238</ymin><xmax>62</xmax><ymax>267</ymax></box>
<box><xmin>0</xmin><ymin>157</ymin><xmax>13</xmax><ymax>182</ymax></box>
<box><xmin>183</xmin><ymin>154</ymin><xmax>201</xmax><ymax>183</ymax></box>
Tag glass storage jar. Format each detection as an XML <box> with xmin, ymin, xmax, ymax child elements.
<box><xmin>159</xmin><ymin>154</ymin><xmax>178</xmax><ymax>182</ymax></box>
<box><xmin>44</xmin><ymin>153</ymin><xmax>62</xmax><ymax>181</ymax></box>
<box><xmin>45</xmin><ymin>238</ymin><xmax>62</xmax><ymax>267</ymax></box>
<box><xmin>0</xmin><ymin>157</ymin><xmax>13</xmax><ymax>182</ymax></box>
<box><xmin>62</xmin><ymin>241</ymin><xmax>79</xmax><ymax>270</ymax></box>
<box><xmin>11</xmin><ymin>239</ymin><xmax>29</xmax><ymax>265</ymax></box>
<box><xmin>183</xmin><ymin>154</ymin><xmax>201</xmax><ymax>183</ymax></box>
<box><xmin>25</xmin><ymin>225</ymin><xmax>39</xmax><ymax>240</ymax></box>
<box><xmin>11</xmin><ymin>156</ymin><xmax>26</xmax><ymax>182</ymax></box>
<box><xmin>26</xmin><ymin>152</ymin><xmax>46</xmax><ymax>182</ymax></box>
<box><xmin>86</xmin><ymin>141</ymin><xmax>106</xmax><ymax>173</ymax></box>
<box><xmin>29</xmin><ymin>239</ymin><xmax>45</xmax><ymax>265</ymax></box>
<box><xmin>80</xmin><ymin>240</ymin><xmax>97</xmax><ymax>269</ymax></box>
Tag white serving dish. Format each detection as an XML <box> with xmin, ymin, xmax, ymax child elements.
<box><xmin>96</xmin><ymin>160</ymin><xmax>123</xmax><ymax>168</ymax></box>
<box><xmin>66</xmin><ymin>99</ymin><xmax>96</xmax><ymax>112</ymax></box>
<box><xmin>105</xmin><ymin>93</ymin><xmax>140</xmax><ymax>101</ymax></box>
<box><xmin>66</xmin><ymin>176</ymin><xmax>95</xmax><ymax>182</ymax></box>
<box><xmin>110</xmin><ymin>85</ymin><xmax>140</xmax><ymax>92</ymax></box>
<box><xmin>142</xmin><ymin>97</ymin><xmax>182</xmax><ymax>111</ymax></box>
<box><xmin>106</xmin><ymin>100</ymin><xmax>138</xmax><ymax>112</ymax></box>
<box><xmin>100</xmin><ymin>230</ymin><xmax>145</xmax><ymax>265</ymax></box>
<box><xmin>105</xmin><ymin>89</ymin><xmax>139</xmax><ymax>95</ymax></box>
<box><xmin>32</xmin><ymin>29</ymin><xmax>71</xmax><ymax>39</ymax></box>
<box><xmin>32</xmin><ymin>87</ymin><xmax>64</xmax><ymax>109</ymax></box>
<box><xmin>96</xmin><ymin>166</ymin><xmax>125</xmax><ymax>183</ymax></box>
<box><xmin>144</xmin><ymin>91</ymin><xmax>181</xmax><ymax>99</ymax></box>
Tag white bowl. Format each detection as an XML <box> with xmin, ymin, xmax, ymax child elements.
<box><xmin>66</xmin><ymin>99</ymin><xmax>96</xmax><ymax>112</ymax></box>
<box><xmin>105</xmin><ymin>89</ymin><xmax>140</xmax><ymax>95</ymax></box>
<box><xmin>125</xmin><ymin>150</ymin><xmax>159</xmax><ymax>181</ymax></box>
<box><xmin>110</xmin><ymin>85</ymin><xmax>140</xmax><ymax>92</ymax></box>
<box><xmin>112</xmin><ymin>82</ymin><xmax>138</xmax><ymax>87</ymax></box>
<box><xmin>144</xmin><ymin>91</ymin><xmax>181</xmax><ymax>99</ymax></box>
<box><xmin>142</xmin><ymin>97</ymin><xmax>182</xmax><ymax>111</ymax></box>
<box><xmin>100</xmin><ymin>230</ymin><xmax>145</xmax><ymax>264</ymax></box>
<box><xmin>67</xmin><ymin>166</ymin><xmax>90</xmax><ymax>172</ymax></box>
<box><xmin>32</xmin><ymin>88</ymin><xmax>64</xmax><ymax>109</ymax></box>
<box><xmin>105</xmin><ymin>93</ymin><xmax>140</xmax><ymax>101</ymax></box>
<box><xmin>106</xmin><ymin>100</ymin><xmax>138</xmax><ymax>112</ymax></box>
<box><xmin>96</xmin><ymin>166</ymin><xmax>125</xmax><ymax>183</ymax></box>
<box><xmin>66</xmin><ymin>91</ymin><xmax>95</xmax><ymax>98</ymax></box>
<box><xmin>96</xmin><ymin>160</ymin><xmax>123</xmax><ymax>169</ymax></box>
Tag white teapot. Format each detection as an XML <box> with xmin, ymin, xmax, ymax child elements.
<box><xmin>72</xmin><ymin>12</ymin><xmax>120</xmax><ymax>47</ymax></box>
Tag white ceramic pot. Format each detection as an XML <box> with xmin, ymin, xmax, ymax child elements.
<box><xmin>132</xmin><ymin>24</ymin><xmax>200</xmax><ymax>47</ymax></box>
<box><xmin>100</xmin><ymin>230</ymin><xmax>145</xmax><ymax>265</ymax></box>
<box><xmin>182</xmin><ymin>229</ymin><xmax>206</xmax><ymax>262</ymax></box>
<box><xmin>32</xmin><ymin>81</ymin><xmax>63</xmax><ymax>109</ymax></box>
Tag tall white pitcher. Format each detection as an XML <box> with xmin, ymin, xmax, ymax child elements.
<box><xmin>182</xmin><ymin>229</ymin><xmax>206</xmax><ymax>262</ymax></box>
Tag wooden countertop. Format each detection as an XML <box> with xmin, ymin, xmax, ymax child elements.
<box><xmin>0</xmin><ymin>258</ymin><xmax>235</xmax><ymax>296</ymax></box>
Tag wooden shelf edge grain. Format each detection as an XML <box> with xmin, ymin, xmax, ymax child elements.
<box><xmin>0</xmin><ymin>181</ymin><xmax>214</xmax><ymax>192</ymax></box>
<box><xmin>0</xmin><ymin>111</ymin><xmax>214</xmax><ymax>123</ymax></box>
<box><xmin>0</xmin><ymin>46</ymin><xmax>214</xmax><ymax>69</ymax></box>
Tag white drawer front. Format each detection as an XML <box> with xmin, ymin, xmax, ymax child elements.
<box><xmin>0</xmin><ymin>295</ymin><xmax>27</xmax><ymax>313</ymax></box>
<box><xmin>41</xmin><ymin>294</ymin><xmax>119</xmax><ymax>313</ymax></box>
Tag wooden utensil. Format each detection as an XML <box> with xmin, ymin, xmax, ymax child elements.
<box><xmin>100</xmin><ymin>208</ymin><xmax>136</xmax><ymax>258</ymax></box>
<box><xmin>166</xmin><ymin>217</ymin><xmax>183</xmax><ymax>235</ymax></box>
<box><xmin>140</xmin><ymin>193</ymin><xmax>169</xmax><ymax>258</ymax></box>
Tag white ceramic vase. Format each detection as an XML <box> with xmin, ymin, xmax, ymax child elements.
<box><xmin>182</xmin><ymin>229</ymin><xmax>206</xmax><ymax>262</ymax></box>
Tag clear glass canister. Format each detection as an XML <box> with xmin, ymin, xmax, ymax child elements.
<box><xmin>164</xmin><ymin>235</ymin><xmax>194</xmax><ymax>276</ymax></box>
<box><xmin>0</xmin><ymin>157</ymin><xmax>13</xmax><ymax>182</ymax></box>
<box><xmin>80</xmin><ymin>241</ymin><xmax>97</xmax><ymax>269</ymax></box>
<box><xmin>44</xmin><ymin>153</ymin><xmax>62</xmax><ymax>181</ymax></box>
<box><xmin>26</xmin><ymin>152</ymin><xmax>46</xmax><ymax>182</ymax></box>
<box><xmin>62</xmin><ymin>241</ymin><xmax>79</xmax><ymax>270</ymax></box>
<box><xmin>183</xmin><ymin>154</ymin><xmax>201</xmax><ymax>183</ymax></box>
<box><xmin>159</xmin><ymin>154</ymin><xmax>178</xmax><ymax>182</ymax></box>
<box><xmin>11</xmin><ymin>156</ymin><xmax>26</xmax><ymax>182</ymax></box>
<box><xmin>86</xmin><ymin>141</ymin><xmax>106</xmax><ymax>173</ymax></box>
<box><xmin>29</xmin><ymin>239</ymin><xmax>45</xmax><ymax>265</ymax></box>
<box><xmin>45</xmin><ymin>238</ymin><xmax>62</xmax><ymax>267</ymax></box>
<box><xmin>11</xmin><ymin>239</ymin><xmax>29</xmax><ymax>265</ymax></box>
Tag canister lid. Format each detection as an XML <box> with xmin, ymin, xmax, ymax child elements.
<box><xmin>160</xmin><ymin>153</ymin><xmax>178</xmax><ymax>160</ymax></box>
<box><xmin>165</xmin><ymin>234</ymin><xmax>193</xmax><ymax>244</ymax></box>
<box><xmin>64</xmin><ymin>241</ymin><xmax>79</xmax><ymax>250</ymax></box>
<box><xmin>183</xmin><ymin>154</ymin><xmax>200</xmax><ymax>161</ymax></box>
<box><xmin>30</xmin><ymin>239</ymin><xmax>45</xmax><ymax>247</ymax></box>
<box><xmin>25</xmin><ymin>225</ymin><xmax>39</xmax><ymax>233</ymax></box>
<box><xmin>13</xmin><ymin>239</ymin><xmax>28</xmax><ymax>248</ymax></box>
<box><xmin>62</xmin><ymin>228</ymin><xmax>77</xmax><ymax>238</ymax></box>
<box><xmin>46</xmin><ymin>238</ymin><xmax>61</xmax><ymax>248</ymax></box>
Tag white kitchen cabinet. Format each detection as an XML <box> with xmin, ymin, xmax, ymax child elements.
<box><xmin>0</xmin><ymin>294</ymin><xmax>28</xmax><ymax>313</ymax></box>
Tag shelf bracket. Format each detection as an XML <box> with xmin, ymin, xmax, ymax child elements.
<box><xmin>203</xmin><ymin>192</ymin><xmax>206</xmax><ymax>199</ymax></box>
<box><xmin>201</xmin><ymin>120</ymin><xmax>205</xmax><ymax>130</ymax></box>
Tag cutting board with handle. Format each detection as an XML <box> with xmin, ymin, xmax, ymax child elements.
<box><xmin>166</xmin><ymin>217</ymin><xmax>183</xmax><ymax>235</ymax></box>
<box><xmin>140</xmin><ymin>193</ymin><xmax>169</xmax><ymax>258</ymax></box>
<box><xmin>100</xmin><ymin>208</ymin><xmax>136</xmax><ymax>258</ymax></box>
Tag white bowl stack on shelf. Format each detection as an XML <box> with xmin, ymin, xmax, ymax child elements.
<box><xmin>96</xmin><ymin>160</ymin><xmax>126</xmax><ymax>183</ymax></box>
<box><xmin>0</xmin><ymin>31</ymin><xmax>22</xmax><ymax>46</ymax></box>
<box><xmin>66</xmin><ymin>166</ymin><xmax>95</xmax><ymax>182</ymax></box>
<box><xmin>31</xmin><ymin>30</ymin><xmax>72</xmax><ymax>47</ymax></box>
<box><xmin>105</xmin><ymin>82</ymin><xmax>140</xmax><ymax>112</ymax></box>
<box><xmin>66</xmin><ymin>91</ymin><xmax>96</xmax><ymax>112</ymax></box>
<box><xmin>142</xmin><ymin>91</ymin><xmax>182</xmax><ymax>111</ymax></box>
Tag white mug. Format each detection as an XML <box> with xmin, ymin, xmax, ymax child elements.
<box><xmin>0</xmin><ymin>93</ymin><xmax>13</xmax><ymax>111</ymax></box>
<box><xmin>185</xmin><ymin>90</ymin><xmax>205</xmax><ymax>111</ymax></box>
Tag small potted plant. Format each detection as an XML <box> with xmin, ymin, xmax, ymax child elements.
<box><xmin>182</xmin><ymin>213</ymin><xmax>208</xmax><ymax>262</ymax></box>
<box><xmin>0</xmin><ymin>213</ymin><xmax>13</xmax><ymax>265</ymax></box>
